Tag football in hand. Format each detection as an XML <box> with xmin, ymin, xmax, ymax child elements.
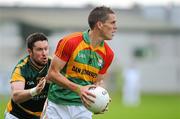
<box><xmin>86</xmin><ymin>86</ymin><xmax>110</xmax><ymax>114</ymax></box>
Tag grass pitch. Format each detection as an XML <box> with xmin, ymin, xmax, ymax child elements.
<box><xmin>1</xmin><ymin>93</ymin><xmax>180</xmax><ymax>119</ymax></box>
<box><xmin>93</xmin><ymin>93</ymin><xmax>180</xmax><ymax>119</ymax></box>
<box><xmin>0</xmin><ymin>95</ymin><xmax>9</xmax><ymax>118</ymax></box>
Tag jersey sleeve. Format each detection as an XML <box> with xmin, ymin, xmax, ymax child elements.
<box><xmin>99</xmin><ymin>44</ymin><xmax>114</xmax><ymax>74</ymax></box>
<box><xmin>10</xmin><ymin>67</ymin><xmax>25</xmax><ymax>83</ymax></box>
<box><xmin>55</xmin><ymin>39</ymin><xmax>74</xmax><ymax>62</ymax></box>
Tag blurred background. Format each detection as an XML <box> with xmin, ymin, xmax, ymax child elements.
<box><xmin>0</xmin><ymin>0</ymin><xmax>180</xmax><ymax>119</ymax></box>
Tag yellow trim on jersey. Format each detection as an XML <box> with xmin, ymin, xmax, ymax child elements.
<box><xmin>89</xmin><ymin>43</ymin><xmax>106</xmax><ymax>54</ymax></box>
<box><xmin>76</xmin><ymin>40</ymin><xmax>106</xmax><ymax>56</ymax></box>
<box><xmin>10</xmin><ymin>57</ymin><xmax>28</xmax><ymax>83</ymax></box>
<box><xmin>6</xmin><ymin>100</ymin><xmax>41</xmax><ymax>116</ymax></box>
<box><xmin>17</xmin><ymin>104</ymin><xmax>41</xmax><ymax>116</ymax></box>
<box><xmin>96</xmin><ymin>45</ymin><xmax>106</xmax><ymax>55</ymax></box>
<box><xmin>10</xmin><ymin>67</ymin><xmax>25</xmax><ymax>83</ymax></box>
<box><xmin>7</xmin><ymin>100</ymin><xmax>12</xmax><ymax>112</ymax></box>
<box><xmin>16</xmin><ymin>57</ymin><xmax>28</xmax><ymax>67</ymax></box>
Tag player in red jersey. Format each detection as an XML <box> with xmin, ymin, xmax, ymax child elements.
<box><xmin>42</xmin><ymin>6</ymin><xmax>117</xmax><ymax>119</ymax></box>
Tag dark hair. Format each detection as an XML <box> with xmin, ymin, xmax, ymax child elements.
<box><xmin>26</xmin><ymin>32</ymin><xmax>48</xmax><ymax>50</ymax></box>
<box><xmin>88</xmin><ymin>6</ymin><xmax>114</xmax><ymax>29</ymax></box>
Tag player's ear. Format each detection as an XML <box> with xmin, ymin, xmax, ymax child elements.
<box><xmin>96</xmin><ymin>21</ymin><xmax>103</xmax><ymax>30</ymax></box>
<box><xmin>27</xmin><ymin>48</ymin><xmax>32</xmax><ymax>55</ymax></box>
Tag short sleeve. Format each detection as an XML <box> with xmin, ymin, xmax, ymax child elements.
<box><xmin>10</xmin><ymin>67</ymin><xmax>25</xmax><ymax>83</ymax></box>
<box><xmin>99</xmin><ymin>43</ymin><xmax>114</xmax><ymax>74</ymax></box>
<box><xmin>55</xmin><ymin>39</ymin><xmax>74</xmax><ymax>62</ymax></box>
<box><xmin>99</xmin><ymin>53</ymin><xmax>114</xmax><ymax>74</ymax></box>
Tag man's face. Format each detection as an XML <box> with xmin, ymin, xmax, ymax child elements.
<box><xmin>29</xmin><ymin>40</ymin><xmax>49</xmax><ymax>66</ymax></box>
<box><xmin>100</xmin><ymin>13</ymin><xmax>117</xmax><ymax>40</ymax></box>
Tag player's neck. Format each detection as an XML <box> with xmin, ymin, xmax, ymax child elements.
<box><xmin>30</xmin><ymin>57</ymin><xmax>44</xmax><ymax>70</ymax></box>
<box><xmin>89</xmin><ymin>30</ymin><xmax>103</xmax><ymax>48</ymax></box>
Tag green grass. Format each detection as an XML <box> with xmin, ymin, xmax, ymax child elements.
<box><xmin>0</xmin><ymin>95</ymin><xmax>9</xmax><ymax>118</ymax></box>
<box><xmin>1</xmin><ymin>94</ymin><xmax>180</xmax><ymax>119</ymax></box>
<box><xmin>93</xmin><ymin>93</ymin><xmax>180</xmax><ymax>119</ymax></box>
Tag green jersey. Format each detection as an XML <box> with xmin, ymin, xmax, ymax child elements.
<box><xmin>48</xmin><ymin>31</ymin><xmax>114</xmax><ymax>105</ymax></box>
<box><xmin>7</xmin><ymin>56</ymin><xmax>51</xmax><ymax>119</ymax></box>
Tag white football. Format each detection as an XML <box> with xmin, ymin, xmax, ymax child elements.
<box><xmin>86</xmin><ymin>86</ymin><xmax>110</xmax><ymax>113</ymax></box>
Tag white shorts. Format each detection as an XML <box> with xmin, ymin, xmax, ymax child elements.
<box><xmin>4</xmin><ymin>111</ymin><xmax>19</xmax><ymax>119</ymax></box>
<box><xmin>41</xmin><ymin>100</ymin><xmax>92</xmax><ymax>119</ymax></box>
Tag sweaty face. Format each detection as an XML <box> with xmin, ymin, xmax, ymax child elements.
<box><xmin>100</xmin><ymin>14</ymin><xmax>117</xmax><ymax>40</ymax></box>
<box><xmin>29</xmin><ymin>41</ymin><xmax>49</xmax><ymax>67</ymax></box>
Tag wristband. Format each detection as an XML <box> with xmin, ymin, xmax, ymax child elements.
<box><xmin>29</xmin><ymin>87</ymin><xmax>38</xmax><ymax>97</ymax></box>
<box><xmin>75</xmin><ymin>85</ymin><xmax>82</xmax><ymax>94</ymax></box>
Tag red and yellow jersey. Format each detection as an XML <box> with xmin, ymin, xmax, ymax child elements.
<box><xmin>48</xmin><ymin>30</ymin><xmax>114</xmax><ymax>105</ymax></box>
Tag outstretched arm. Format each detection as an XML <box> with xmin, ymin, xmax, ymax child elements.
<box><xmin>11</xmin><ymin>78</ymin><xmax>46</xmax><ymax>103</ymax></box>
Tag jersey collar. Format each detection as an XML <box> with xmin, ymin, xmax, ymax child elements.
<box><xmin>28</xmin><ymin>56</ymin><xmax>47</xmax><ymax>72</ymax></box>
<box><xmin>83</xmin><ymin>30</ymin><xmax>104</xmax><ymax>47</ymax></box>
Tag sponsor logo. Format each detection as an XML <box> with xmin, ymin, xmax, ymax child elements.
<box><xmin>72</xmin><ymin>66</ymin><xmax>97</xmax><ymax>78</ymax></box>
<box><xmin>78</xmin><ymin>53</ymin><xmax>86</xmax><ymax>58</ymax></box>
<box><xmin>27</xmin><ymin>81</ymin><xmax>34</xmax><ymax>85</ymax></box>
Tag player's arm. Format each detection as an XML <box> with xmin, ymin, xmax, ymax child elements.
<box><xmin>45</xmin><ymin>55</ymin><xmax>77</xmax><ymax>90</ymax></box>
<box><xmin>94</xmin><ymin>74</ymin><xmax>106</xmax><ymax>87</ymax></box>
<box><xmin>11</xmin><ymin>78</ymin><xmax>46</xmax><ymax>104</ymax></box>
<box><xmin>45</xmin><ymin>55</ymin><xmax>95</xmax><ymax>106</ymax></box>
<box><xmin>11</xmin><ymin>81</ymin><xmax>30</xmax><ymax>103</ymax></box>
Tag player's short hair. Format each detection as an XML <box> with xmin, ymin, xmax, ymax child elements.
<box><xmin>26</xmin><ymin>32</ymin><xmax>48</xmax><ymax>50</ymax></box>
<box><xmin>88</xmin><ymin>6</ymin><xmax>115</xmax><ymax>29</ymax></box>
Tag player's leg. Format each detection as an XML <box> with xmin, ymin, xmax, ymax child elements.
<box><xmin>70</xmin><ymin>105</ymin><xmax>92</xmax><ymax>119</ymax></box>
<box><xmin>41</xmin><ymin>99</ymin><xmax>70</xmax><ymax>119</ymax></box>
<box><xmin>4</xmin><ymin>111</ymin><xmax>18</xmax><ymax>119</ymax></box>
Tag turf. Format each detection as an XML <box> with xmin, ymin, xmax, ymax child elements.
<box><xmin>0</xmin><ymin>95</ymin><xmax>9</xmax><ymax>118</ymax></box>
<box><xmin>1</xmin><ymin>94</ymin><xmax>180</xmax><ymax>119</ymax></box>
<box><xmin>93</xmin><ymin>93</ymin><xmax>180</xmax><ymax>119</ymax></box>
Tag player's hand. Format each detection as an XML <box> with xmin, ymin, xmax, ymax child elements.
<box><xmin>44</xmin><ymin>75</ymin><xmax>52</xmax><ymax>83</ymax></box>
<box><xmin>78</xmin><ymin>85</ymin><xmax>96</xmax><ymax>108</ymax></box>
<box><xmin>36</xmin><ymin>77</ymin><xmax>46</xmax><ymax>94</ymax></box>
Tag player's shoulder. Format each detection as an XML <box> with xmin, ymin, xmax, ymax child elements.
<box><xmin>59</xmin><ymin>32</ymin><xmax>83</xmax><ymax>46</ymax></box>
<box><xmin>63</xmin><ymin>32</ymin><xmax>83</xmax><ymax>41</ymax></box>
<box><xmin>16</xmin><ymin>56</ymin><xmax>29</xmax><ymax>68</ymax></box>
<box><xmin>104</xmin><ymin>42</ymin><xmax>114</xmax><ymax>56</ymax></box>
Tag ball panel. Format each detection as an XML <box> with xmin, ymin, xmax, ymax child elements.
<box><xmin>86</xmin><ymin>86</ymin><xmax>110</xmax><ymax>113</ymax></box>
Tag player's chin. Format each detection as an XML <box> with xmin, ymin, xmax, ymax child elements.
<box><xmin>41</xmin><ymin>60</ymin><xmax>48</xmax><ymax>65</ymax></box>
<box><xmin>107</xmin><ymin>35</ymin><xmax>113</xmax><ymax>40</ymax></box>
<box><xmin>106</xmin><ymin>37</ymin><xmax>112</xmax><ymax>40</ymax></box>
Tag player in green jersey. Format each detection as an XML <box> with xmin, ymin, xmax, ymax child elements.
<box><xmin>5</xmin><ymin>32</ymin><xmax>51</xmax><ymax>119</ymax></box>
<box><xmin>42</xmin><ymin>6</ymin><xmax>117</xmax><ymax>119</ymax></box>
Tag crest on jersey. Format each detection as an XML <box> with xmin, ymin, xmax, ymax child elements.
<box><xmin>97</xmin><ymin>59</ymin><xmax>103</xmax><ymax>67</ymax></box>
